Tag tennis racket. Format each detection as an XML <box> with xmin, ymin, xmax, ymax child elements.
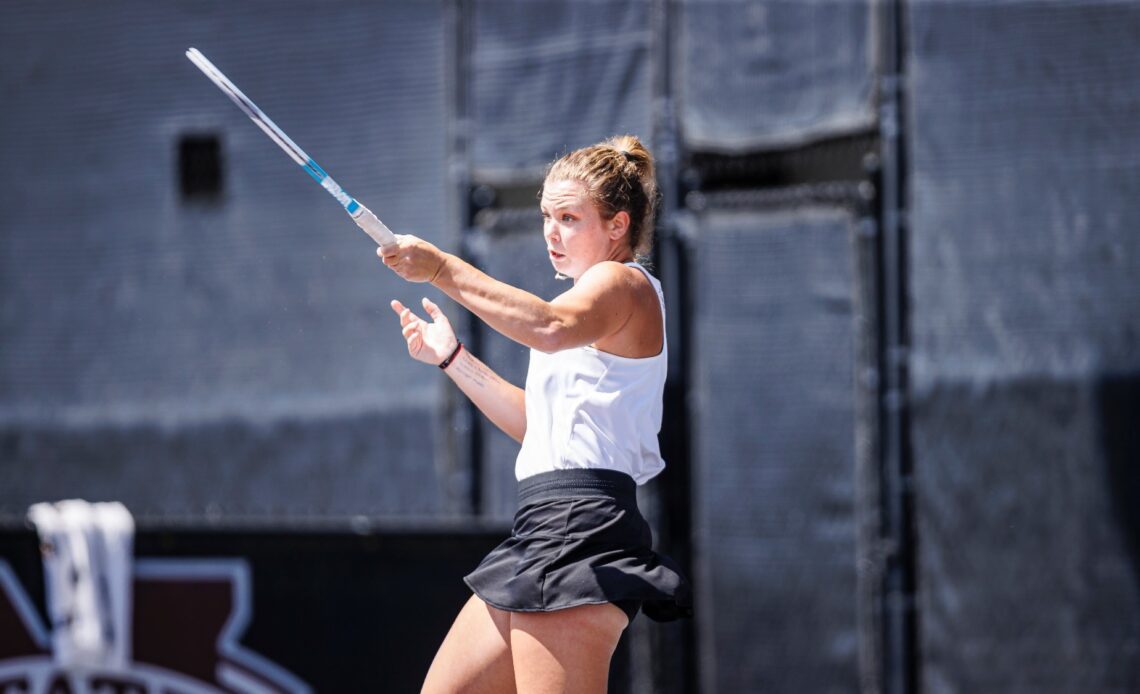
<box><xmin>186</xmin><ymin>48</ymin><xmax>397</xmax><ymax>250</ymax></box>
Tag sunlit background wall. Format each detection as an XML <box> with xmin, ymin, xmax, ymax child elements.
<box><xmin>2</xmin><ymin>1</ymin><xmax>1138</xmax><ymax>692</ymax></box>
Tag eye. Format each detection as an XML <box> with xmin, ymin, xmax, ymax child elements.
<box><xmin>561</xmin><ymin>214</ymin><xmax>574</xmax><ymax>222</ymax></box>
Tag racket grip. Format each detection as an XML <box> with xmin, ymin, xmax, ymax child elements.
<box><xmin>350</xmin><ymin>204</ymin><xmax>398</xmax><ymax>251</ymax></box>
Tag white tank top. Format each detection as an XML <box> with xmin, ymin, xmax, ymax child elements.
<box><xmin>515</xmin><ymin>262</ymin><xmax>667</xmax><ymax>485</ymax></box>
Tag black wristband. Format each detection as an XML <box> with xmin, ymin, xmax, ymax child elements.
<box><xmin>439</xmin><ymin>341</ymin><xmax>463</xmax><ymax>370</ymax></box>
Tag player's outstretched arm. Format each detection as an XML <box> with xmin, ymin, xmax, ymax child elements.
<box><xmin>381</xmin><ymin>236</ymin><xmax>636</xmax><ymax>354</ymax></box>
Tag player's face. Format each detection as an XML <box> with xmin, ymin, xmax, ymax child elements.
<box><xmin>540</xmin><ymin>179</ymin><xmax>625</xmax><ymax>280</ymax></box>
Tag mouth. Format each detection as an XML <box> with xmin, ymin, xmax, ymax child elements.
<box><xmin>548</xmin><ymin>249</ymin><xmax>566</xmax><ymax>262</ymax></box>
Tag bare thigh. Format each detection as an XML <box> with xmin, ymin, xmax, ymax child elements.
<box><xmin>510</xmin><ymin>603</ymin><xmax>629</xmax><ymax>694</ymax></box>
<box><xmin>421</xmin><ymin>594</ymin><xmax>516</xmax><ymax>694</ymax></box>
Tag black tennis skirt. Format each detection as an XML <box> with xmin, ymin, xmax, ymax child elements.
<box><xmin>464</xmin><ymin>468</ymin><xmax>692</xmax><ymax>623</ymax></box>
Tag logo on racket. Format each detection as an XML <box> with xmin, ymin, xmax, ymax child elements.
<box><xmin>320</xmin><ymin>177</ymin><xmax>354</xmax><ymax>210</ymax></box>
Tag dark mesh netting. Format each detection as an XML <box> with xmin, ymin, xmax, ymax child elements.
<box><xmin>677</xmin><ymin>0</ymin><xmax>875</xmax><ymax>151</ymax></box>
<box><xmin>470</xmin><ymin>0</ymin><xmax>652</xmax><ymax>179</ymax></box>
<box><xmin>908</xmin><ymin>2</ymin><xmax>1140</xmax><ymax>691</ymax></box>
<box><xmin>690</xmin><ymin>206</ymin><xmax>862</xmax><ymax>693</ymax></box>
<box><xmin>0</xmin><ymin>1</ymin><xmax>453</xmax><ymax>521</ymax></box>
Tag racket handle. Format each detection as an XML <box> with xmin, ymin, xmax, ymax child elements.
<box><xmin>351</xmin><ymin>204</ymin><xmax>398</xmax><ymax>252</ymax></box>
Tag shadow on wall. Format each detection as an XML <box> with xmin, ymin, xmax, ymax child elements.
<box><xmin>1100</xmin><ymin>373</ymin><xmax>1140</xmax><ymax>585</ymax></box>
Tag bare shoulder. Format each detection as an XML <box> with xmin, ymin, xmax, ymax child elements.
<box><xmin>585</xmin><ymin>261</ymin><xmax>663</xmax><ymax>358</ymax></box>
<box><xmin>578</xmin><ymin>260</ymin><xmax>651</xmax><ymax>294</ymax></box>
<box><xmin>562</xmin><ymin>261</ymin><xmax>658</xmax><ymax>321</ymax></box>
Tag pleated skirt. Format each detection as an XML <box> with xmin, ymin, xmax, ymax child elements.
<box><xmin>464</xmin><ymin>468</ymin><xmax>692</xmax><ymax>623</ymax></box>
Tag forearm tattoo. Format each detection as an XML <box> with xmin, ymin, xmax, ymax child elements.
<box><xmin>452</xmin><ymin>353</ymin><xmax>497</xmax><ymax>389</ymax></box>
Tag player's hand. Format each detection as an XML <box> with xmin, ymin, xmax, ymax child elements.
<box><xmin>379</xmin><ymin>234</ymin><xmax>446</xmax><ymax>283</ymax></box>
<box><xmin>390</xmin><ymin>297</ymin><xmax>458</xmax><ymax>366</ymax></box>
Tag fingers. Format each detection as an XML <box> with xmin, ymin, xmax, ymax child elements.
<box><xmin>422</xmin><ymin>296</ymin><xmax>454</xmax><ymax>326</ymax></box>
<box><xmin>379</xmin><ymin>237</ymin><xmax>405</xmax><ymax>257</ymax></box>
<box><xmin>390</xmin><ymin>297</ymin><xmax>451</xmax><ymax>365</ymax></box>
<box><xmin>404</xmin><ymin>330</ymin><xmax>422</xmax><ymax>357</ymax></box>
<box><xmin>390</xmin><ymin>300</ymin><xmax>413</xmax><ymax>325</ymax></box>
<box><xmin>376</xmin><ymin>235</ymin><xmax>443</xmax><ymax>285</ymax></box>
<box><xmin>390</xmin><ymin>299</ymin><xmax>423</xmax><ymax>332</ymax></box>
<box><xmin>377</xmin><ymin>235</ymin><xmax>413</xmax><ymax>261</ymax></box>
<box><xmin>422</xmin><ymin>297</ymin><xmax>441</xmax><ymax>318</ymax></box>
<box><xmin>394</xmin><ymin>298</ymin><xmax>448</xmax><ymax>325</ymax></box>
<box><xmin>391</xmin><ymin>298</ymin><xmax>422</xmax><ymax>357</ymax></box>
<box><xmin>379</xmin><ymin>246</ymin><xmax>410</xmax><ymax>276</ymax></box>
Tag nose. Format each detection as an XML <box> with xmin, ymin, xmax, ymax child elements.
<box><xmin>543</xmin><ymin>218</ymin><xmax>558</xmax><ymax>243</ymax></box>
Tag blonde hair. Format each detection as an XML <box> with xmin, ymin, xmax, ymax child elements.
<box><xmin>543</xmin><ymin>135</ymin><xmax>659</xmax><ymax>260</ymax></box>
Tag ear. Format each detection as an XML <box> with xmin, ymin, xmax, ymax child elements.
<box><xmin>608</xmin><ymin>210</ymin><xmax>631</xmax><ymax>241</ymax></box>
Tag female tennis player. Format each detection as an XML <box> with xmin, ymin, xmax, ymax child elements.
<box><xmin>380</xmin><ymin>135</ymin><xmax>691</xmax><ymax>693</ymax></box>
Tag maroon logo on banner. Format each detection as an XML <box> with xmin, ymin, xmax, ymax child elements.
<box><xmin>0</xmin><ymin>559</ymin><xmax>309</xmax><ymax>693</ymax></box>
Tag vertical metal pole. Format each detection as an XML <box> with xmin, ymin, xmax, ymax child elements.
<box><xmin>646</xmin><ymin>1</ymin><xmax>696</xmax><ymax>693</ymax></box>
<box><xmin>876</xmin><ymin>0</ymin><xmax>917</xmax><ymax>692</ymax></box>
<box><xmin>444</xmin><ymin>0</ymin><xmax>480</xmax><ymax>516</ymax></box>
